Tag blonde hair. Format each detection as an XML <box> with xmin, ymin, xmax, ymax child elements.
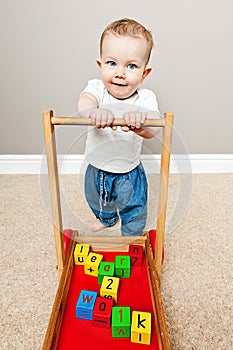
<box><xmin>100</xmin><ymin>18</ymin><xmax>154</xmax><ymax>65</ymax></box>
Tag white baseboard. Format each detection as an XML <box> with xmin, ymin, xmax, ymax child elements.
<box><xmin>0</xmin><ymin>154</ymin><xmax>232</xmax><ymax>174</ymax></box>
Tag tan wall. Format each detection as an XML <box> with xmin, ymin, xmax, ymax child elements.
<box><xmin>1</xmin><ymin>0</ymin><xmax>232</xmax><ymax>154</ymax></box>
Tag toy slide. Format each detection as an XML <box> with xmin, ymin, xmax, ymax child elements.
<box><xmin>42</xmin><ymin>111</ymin><xmax>174</xmax><ymax>349</ymax></box>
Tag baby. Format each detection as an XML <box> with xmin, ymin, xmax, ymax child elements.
<box><xmin>78</xmin><ymin>18</ymin><xmax>160</xmax><ymax>236</ymax></box>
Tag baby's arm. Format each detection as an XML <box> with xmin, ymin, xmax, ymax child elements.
<box><xmin>78</xmin><ymin>92</ymin><xmax>114</xmax><ymax>128</ymax></box>
<box><xmin>122</xmin><ymin>111</ymin><xmax>161</xmax><ymax>139</ymax></box>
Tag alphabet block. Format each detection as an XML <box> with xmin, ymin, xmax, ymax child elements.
<box><xmin>76</xmin><ymin>290</ymin><xmax>97</xmax><ymax>320</ymax></box>
<box><xmin>115</xmin><ymin>255</ymin><xmax>130</xmax><ymax>278</ymax></box>
<box><xmin>100</xmin><ymin>276</ymin><xmax>120</xmax><ymax>303</ymax></box>
<box><xmin>92</xmin><ymin>297</ymin><xmax>114</xmax><ymax>328</ymax></box>
<box><xmin>112</xmin><ymin>306</ymin><xmax>131</xmax><ymax>338</ymax></box>
<box><xmin>74</xmin><ymin>243</ymin><xmax>90</xmax><ymax>265</ymax></box>
<box><xmin>131</xmin><ymin>311</ymin><xmax>151</xmax><ymax>345</ymax></box>
<box><xmin>84</xmin><ymin>252</ymin><xmax>103</xmax><ymax>277</ymax></box>
<box><xmin>98</xmin><ymin>261</ymin><xmax>115</xmax><ymax>284</ymax></box>
<box><xmin>129</xmin><ymin>244</ymin><xmax>143</xmax><ymax>266</ymax></box>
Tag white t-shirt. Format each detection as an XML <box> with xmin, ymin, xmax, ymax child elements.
<box><xmin>81</xmin><ymin>79</ymin><xmax>160</xmax><ymax>173</ymax></box>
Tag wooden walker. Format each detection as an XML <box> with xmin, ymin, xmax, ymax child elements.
<box><xmin>42</xmin><ymin>110</ymin><xmax>174</xmax><ymax>350</ymax></box>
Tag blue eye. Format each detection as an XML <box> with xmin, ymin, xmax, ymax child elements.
<box><xmin>128</xmin><ymin>63</ymin><xmax>137</xmax><ymax>70</ymax></box>
<box><xmin>107</xmin><ymin>61</ymin><xmax>116</xmax><ymax>67</ymax></box>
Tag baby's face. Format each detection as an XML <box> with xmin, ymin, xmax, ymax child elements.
<box><xmin>97</xmin><ymin>33</ymin><xmax>150</xmax><ymax>99</ymax></box>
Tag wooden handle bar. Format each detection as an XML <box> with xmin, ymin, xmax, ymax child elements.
<box><xmin>51</xmin><ymin>116</ymin><xmax>165</xmax><ymax>127</ymax></box>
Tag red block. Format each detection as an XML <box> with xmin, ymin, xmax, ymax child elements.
<box><xmin>129</xmin><ymin>245</ymin><xmax>143</xmax><ymax>266</ymax></box>
<box><xmin>92</xmin><ymin>297</ymin><xmax>114</xmax><ymax>328</ymax></box>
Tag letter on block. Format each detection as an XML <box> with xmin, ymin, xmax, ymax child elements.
<box><xmin>76</xmin><ymin>290</ymin><xmax>97</xmax><ymax>320</ymax></box>
<box><xmin>129</xmin><ymin>244</ymin><xmax>143</xmax><ymax>266</ymax></box>
<box><xmin>74</xmin><ymin>243</ymin><xmax>90</xmax><ymax>265</ymax></box>
<box><xmin>100</xmin><ymin>276</ymin><xmax>120</xmax><ymax>303</ymax></box>
<box><xmin>92</xmin><ymin>297</ymin><xmax>114</xmax><ymax>328</ymax></box>
<box><xmin>131</xmin><ymin>311</ymin><xmax>151</xmax><ymax>345</ymax></box>
<box><xmin>84</xmin><ymin>252</ymin><xmax>103</xmax><ymax>277</ymax></box>
<box><xmin>115</xmin><ymin>255</ymin><xmax>130</xmax><ymax>278</ymax></box>
<box><xmin>98</xmin><ymin>261</ymin><xmax>115</xmax><ymax>284</ymax></box>
<box><xmin>112</xmin><ymin>306</ymin><xmax>131</xmax><ymax>338</ymax></box>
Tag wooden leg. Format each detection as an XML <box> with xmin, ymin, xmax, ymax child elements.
<box><xmin>43</xmin><ymin>110</ymin><xmax>64</xmax><ymax>277</ymax></box>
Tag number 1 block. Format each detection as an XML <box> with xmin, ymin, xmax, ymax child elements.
<box><xmin>131</xmin><ymin>311</ymin><xmax>152</xmax><ymax>345</ymax></box>
<box><xmin>112</xmin><ymin>306</ymin><xmax>131</xmax><ymax>338</ymax></box>
<box><xmin>100</xmin><ymin>276</ymin><xmax>120</xmax><ymax>303</ymax></box>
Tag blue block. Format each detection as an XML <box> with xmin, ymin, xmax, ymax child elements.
<box><xmin>76</xmin><ymin>290</ymin><xmax>98</xmax><ymax>320</ymax></box>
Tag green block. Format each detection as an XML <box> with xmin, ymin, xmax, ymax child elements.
<box><xmin>115</xmin><ymin>255</ymin><xmax>131</xmax><ymax>278</ymax></box>
<box><xmin>112</xmin><ymin>306</ymin><xmax>131</xmax><ymax>338</ymax></box>
<box><xmin>98</xmin><ymin>262</ymin><xmax>115</xmax><ymax>284</ymax></box>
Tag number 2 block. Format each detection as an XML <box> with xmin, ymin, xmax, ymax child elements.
<box><xmin>100</xmin><ymin>276</ymin><xmax>120</xmax><ymax>303</ymax></box>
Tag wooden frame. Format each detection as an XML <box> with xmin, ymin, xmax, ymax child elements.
<box><xmin>42</xmin><ymin>110</ymin><xmax>174</xmax><ymax>349</ymax></box>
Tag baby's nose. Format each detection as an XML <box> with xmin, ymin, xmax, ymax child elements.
<box><xmin>115</xmin><ymin>66</ymin><xmax>126</xmax><ymax>78</ymax></box>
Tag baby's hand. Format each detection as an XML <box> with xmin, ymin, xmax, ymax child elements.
<box><xmin>122</xmin><ymin>112</ymin><xmax>147</xmax><ymax>132</ymax></box>
<box><xmin>89</xmin><ymin>108</ymin><xmax>115</xmax><ymax>129</ymax></box>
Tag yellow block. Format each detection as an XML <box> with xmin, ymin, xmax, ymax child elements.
<box><xmin>131</xmin><ymin>311</ymin><xmax>151</xmax><ymax>345</ymax></box>
<box><xmin>84</xmin><ymin>252</ymin><xmax>103</xmax><ymax>276</ymax></box>
<box><xmin>74</xmin><ymin>244</ymin><xmax>90</xmax><ymax>265</ymax></box>
<box><xmin>100</xmin><ymin>276</ymin><xmax>120</xmax><ymax>303</ymax></box>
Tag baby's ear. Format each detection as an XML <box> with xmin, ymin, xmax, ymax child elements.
<box><xmin>142</xmin><ymin>66</ymin><xmax>152</xmax><ymax>81</ymax></box>
<box><xmin>96</xmin><ymin>58</ymin><xmax>102</xmax><ymax>68</ymax></box>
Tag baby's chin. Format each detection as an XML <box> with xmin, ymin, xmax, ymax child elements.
<box><xmin>108</xmin><ymin>88</ymin><xmax>137</xmax><ymax>100</ymax></box>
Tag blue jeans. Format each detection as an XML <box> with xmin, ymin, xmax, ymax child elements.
<box><xmin>85</xmin><ymin>163</ymin><xmax>148</xmax><ymax>236</ymax></box>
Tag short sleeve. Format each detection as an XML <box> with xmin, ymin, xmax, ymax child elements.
<box><xmin>137</xmin><ymin>88</ymin><xmax>160</xmax><ymax>114</ymax></box>
<box><xmin>80</xmin><ymin>79</ymin><xmax>105</xmax><ymax>105</ymax></box>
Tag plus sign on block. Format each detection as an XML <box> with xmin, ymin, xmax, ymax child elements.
<box><xmin>84</xmin><ymin>252</ymin><xmax>103</xmax><ymax>277</ymax></box>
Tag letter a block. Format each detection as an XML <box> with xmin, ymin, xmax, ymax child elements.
<box><xmin>131</xmin><ymin>311</ymin><xmax>152</xmax><ymax>345</ymax></box>
<box><xmin>115</xmin><ymin>255</ymin><xmax>130</xmax><ymax>278</ymax></box>
<box><xmin>112</xmin><ymin>306</ymin><xmax>131</xmax><ymax>338</ymax></box>
<box><xmin>74</xmin><ymin>244</ymin><xmax>90</xmax><ymax>265</ymax></box>
<box><xmin>100</xmin><ymin>276</ymin><xmax>120</xmax><ymax>303</ymax></box>
<box><xmin>76</xmin><ymin>290</ymin><xmax>97</xmax><ymax>320</ymax></box>
<box><xmin>129</xmin><ymin>244</ymin><xmax>143</xmax><ymax>266</ymax></box>
<box><xmin>84</xmin><ymin>252</ymin><xmax>103</xmax><ymax>277</ymax></box>
<box><xmin>92</xmin><ymin>297</ymin><xmax>114</xmax><ymax>328</ymax></box>
<box><xmin>98</xmin><ymin>262</ymin><xmax>115</xmax><ymax>284</ymax></box>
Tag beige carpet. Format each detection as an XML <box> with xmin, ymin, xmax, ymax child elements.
<box><xmin>0</xmin><ymin>174</ymin><xmax>232</xmax><ymax>349</ymax></box>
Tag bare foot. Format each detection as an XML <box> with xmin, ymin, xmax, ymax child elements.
<box><xmin>91</xmin><ymin>219</ymin><xmax>119</xmax><ymax>233</ymax></box>
<box><xmin>91</xmin><ymin>221</ymin><xmax>107</xmax><ymax>232</ymax></box>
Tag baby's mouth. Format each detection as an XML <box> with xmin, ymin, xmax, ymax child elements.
<box><xmin>112</xmin><ymin>82</ymin><xmax>127</xmax><ymax>87</ymax></box>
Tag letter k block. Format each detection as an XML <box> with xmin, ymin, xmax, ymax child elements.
<box><xmin>131</xmin><ymin>311</ymin><xmax>152</xmax><ymax>345</ymax></box>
